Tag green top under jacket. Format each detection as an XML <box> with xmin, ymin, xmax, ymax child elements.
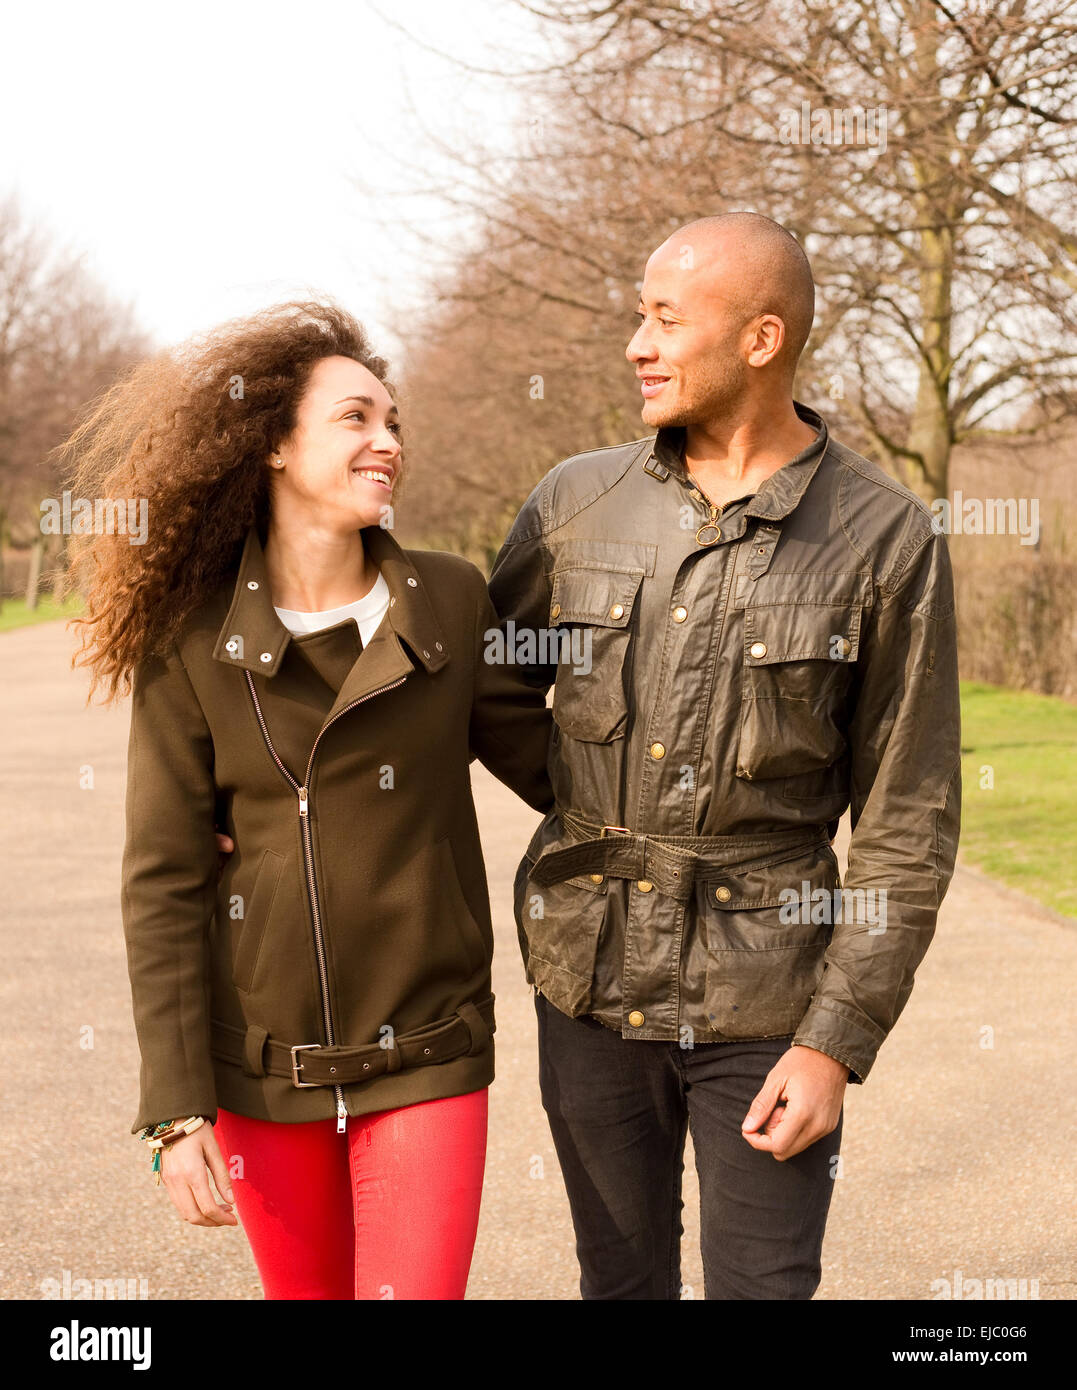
<box><xmin>121</xmin><ymin>521</ymin><xmax>555</xmax><ymax>1134</ymax></box>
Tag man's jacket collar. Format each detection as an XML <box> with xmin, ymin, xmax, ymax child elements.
<box><xmin>212</xmin><ymin>522</ymin><xmax>450</xmax><ymax>681</ymax></box>
<box><xmin>649</xmin><ymin>399</ymin><xmax>829</xmax><ymax>522</ymax></box>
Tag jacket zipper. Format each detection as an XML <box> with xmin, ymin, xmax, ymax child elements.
<box><xmin>245</xmin><ymin>669</ymin><xmax>407</xmax><ymax>1133</ymax></box>
<box><xmin>695</xmin><ymin>496</ymin><xmax>725</xmax><ymax>547</ymax></box>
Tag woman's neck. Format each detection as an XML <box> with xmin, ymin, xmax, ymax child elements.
<box><xmin>263</xmin><ymin>516</ymin><xmax>375</xmax><ymax>613</ymax></box>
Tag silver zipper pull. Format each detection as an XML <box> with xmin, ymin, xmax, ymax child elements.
<box><xmin>298</xmin><ymin>786</ymin><xmax>309</xmax><ymax>817</ymax></box>
<box><xmin>336</xmin><ymin>1094</ymin><xmax>347</xmax><ymax>1133</ymax></box>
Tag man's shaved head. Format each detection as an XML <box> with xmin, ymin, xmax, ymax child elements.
<box><xmin>627</xmin><ymin>212</ymin><xmax>816</xmax><ymax>429</ymax></box>
<box><xmin>661</xmin><ymin>213</ymin><xmax>815</xmax><ymax>370</ymax></box>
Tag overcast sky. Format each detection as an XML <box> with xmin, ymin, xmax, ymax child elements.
<box><xmin>4</xmin><ymin>0</ymin><xmax>542</xmax><ymax>360</ymax></box>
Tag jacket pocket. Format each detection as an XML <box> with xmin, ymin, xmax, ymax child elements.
<box><xmin>736</xmin><ymin>593</ymin><xmax>863</xmax><ymax>780</ymax></box>
<box><xmin>700</xmin><ymin>840</ymin><xmax>838</xmax><ymax>1037</ymax></box>
<box><xmin>369</xmin><ymin>835</ymin><xmax>492</xmax><ymax>1016</ymax></box>
<box><xmin>436</xmin><ymin>835</ymin><xmax>489</xmax><ymax>974</ymax></box>
<box><xmin>516</xmin><ymin>852</ymin><xmax>608</xmax><ymax>1016</ymax></box>
<box><xmin>780</xmin><ymin>750</ymin><xmax>850</xmax><ymax>807</ymax></box>
<box><xmin>232</xmin><ymin>848</ymin><xmax>285</xmax><ymax>993</ymax></box>
<box><xmin>549</xmin><ymin>566</ymin><xmax>643</xmax><ymax>743</ymax></box>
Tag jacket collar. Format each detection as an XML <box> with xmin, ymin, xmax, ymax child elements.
<box><xmin>648</xmin><ymin>399</ymin><xmax>829</xmax><ymax>522</ymax></box>
<box><xmin>212</xmin><ymin>522</ymin><xmax>450</xmax><ymax>686</ymax></box>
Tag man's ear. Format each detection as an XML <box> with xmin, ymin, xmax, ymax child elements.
<box><xmin>745</xmin><ymin>314</ymin><xmax>787</xmax><ymax>369</ymax></box>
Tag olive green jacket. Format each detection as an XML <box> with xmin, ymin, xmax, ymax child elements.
<box><xmin>121</xmin><ymin>522</ymin><xmax>554</xmax><ymax>1133</ymax></box>
<box><xmin>490</xmin><ymin>401</ymin><xmax>961</xmax><ymax>1082</ymax></box>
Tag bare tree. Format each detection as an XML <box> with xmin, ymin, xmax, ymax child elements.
<box><xmin>0</xmin><ymin>195</ymin><xmax>149</xmax><ymax>607</ymax></box>
<box><xmin>512</xmin><ymin>0</ymin><xmax>1077</xmax><ymax>499</ymax></box>
<box><xmin>385</xmin><ymin>36</ymin><xmax>765</xmax><ymax>551</ymax></box>
<box><xmin>389</xmin><ymin>0</ymin><xmax>1077</xmax><ymax>545</ymax></box>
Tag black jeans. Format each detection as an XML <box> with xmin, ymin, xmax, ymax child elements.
<box><xmin>534</xmin><ymin>990</ymin><xmax>842</xmax><ymax>1300</ymax></box>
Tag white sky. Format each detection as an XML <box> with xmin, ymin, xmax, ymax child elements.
<box><xmin>3</xmin><ymin>0</ymin><xmax>542</xmax><ymax>360</ymax></box>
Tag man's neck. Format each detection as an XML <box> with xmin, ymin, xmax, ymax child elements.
<box><xmin>683</xmin><ymin>399</ymin><xmax>818</xmax><ymax>508</ymax></box>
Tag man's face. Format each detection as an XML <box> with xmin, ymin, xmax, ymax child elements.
<box><xmin>625</xmin><ymin>238</ymin><xmax>750</xmax><ymax>428</ymax></box>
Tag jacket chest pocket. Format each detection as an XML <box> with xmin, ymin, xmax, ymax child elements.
<box><xmin>549</xmin><ymin>567</ymin><xmax>644</xmax><ymax>744</ymax></box>
<box><xmin>736</xmin><ymin>583</ymin><xmax>865</xmax><ymax>781</ymax></box>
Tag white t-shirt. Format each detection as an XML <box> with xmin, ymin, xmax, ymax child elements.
<box><xmin>274</xmin><ymin>571</ymin><xmax>391</xmax><ymax>646</ymax></box>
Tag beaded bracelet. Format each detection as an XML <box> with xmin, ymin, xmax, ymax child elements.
<box><xmin>139</xmin><ymin>1116</ymin><xmax>206</xmax><ymax>1185</ymax></box>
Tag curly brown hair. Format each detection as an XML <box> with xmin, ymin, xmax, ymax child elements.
<box><xmin>62</xmin><ymin>299</ymin><xmax>395</xmax><ymax>702</ymax></box>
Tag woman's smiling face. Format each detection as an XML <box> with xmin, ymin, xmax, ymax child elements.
<box><xmin>269</xmin><ymin>354</ymin><xmax>402</xmax><ymax>530</ymax></box>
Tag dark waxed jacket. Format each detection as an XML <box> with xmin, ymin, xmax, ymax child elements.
<box><xmin>489</xmin><ymin>401</ymin><xmax>961</xmax><ymax>1083</ymax></box>
<box><xmin>121</xmin><ymin>521</ymin><xmax>554</xmax><ymax>1134</ymax></box>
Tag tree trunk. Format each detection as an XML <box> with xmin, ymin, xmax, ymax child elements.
<box><xmin>25</xmin><ymin>535</ymin><xmax>45</xmax><ymax>611</ymax></box>
<box><xmin>904</xmin><ymin>217</ymin><xmax>954</xmax><ymax>506</ymax></box>
<box><xmin>903</xmin><ymin>4</ymin><xmax>955</xmax><ymax>508</ymax></box>
<box><xmin>51</xmin><ymin>531</ymin><xmax>68</xmax><ymax>601</ymax></box>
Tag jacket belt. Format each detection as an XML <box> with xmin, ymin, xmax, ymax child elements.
<box><xmin>211</xmin><ymin>995</ymin><xmax>496</xmax><ymax>1087</ymax></box>
<box><xmin>528</xmin><ymin>813</ymin><xmax>832</xmax><ymax>902</ymax></box>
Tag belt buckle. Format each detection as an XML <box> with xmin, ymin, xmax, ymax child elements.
<box><xmin>290</xmin><ymin>1043</ymin><xmax>322</xmax><ymax>1088</ymax></box>
<box><xmin>600</xmin><ymin>824</ymin><xmax>631</xmax><ymax>837</ymax></box>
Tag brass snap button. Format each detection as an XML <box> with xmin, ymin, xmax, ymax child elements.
<box><xmin>589</xmin><ymin>873</ymin><xmax>604</xmax><ymax>884</ymax></box>
<box><xmin>749</xmin><ymin>641</ymin><xmax>767</xmax><ymax>659</ymax></box>
<box><xmin>550</xmin><ymin>602</ymin><xmax>561</xmax><ymax>620</ymax></box>
<box><xmin>609</xmin><ymin>603</ymin><xmax>625</xmax><ymax>620</ymax></box>
<box><xmin>649</xmin><ymin>742</ymin><xmax>666</xmax><ymax>759</ymax></box>
<box><xmin>672</xmin><ymin>605</ymin><xmax>687</xmax><ymax>623</ymax></box>
<box><xmin>835</xmin><ymin>636</ymin><xmax>852</xmax><ymax>659</ymax></box>
<box><xmin>714</xmin><ymin>885</ymin><xmax>732</xmax><ymax>902</ymax></box>
<box><xmin>628</xmin><ymin>1010</ymin><xmax>645</xmax><ymax>1027</ymax></box>
<box><xmin>637</xmin><ymin>880</ymin><xmax>653</xmax><ymax>893</ymax></box>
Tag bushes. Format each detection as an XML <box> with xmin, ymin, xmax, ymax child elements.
<box><xmin>954</xmin><ymin>556</ymin><xmax>1077</xmax><ymax>701</ymax></box>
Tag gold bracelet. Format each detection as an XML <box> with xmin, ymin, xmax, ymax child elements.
<box><xmin>147</xmin><ymin>1116</ymin><xmax>205</xmax><ymax>1149</ymax></box>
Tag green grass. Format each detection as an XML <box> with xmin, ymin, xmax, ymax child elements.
<box><xmin>959</xmin><ymin>680</ymin><xmax>1077</xmax><ymax>921</ymax></box>
<box><xmin>0</xmin><ymin>594</ymin><xmax>84</xmax><ymax>632</ymax></box>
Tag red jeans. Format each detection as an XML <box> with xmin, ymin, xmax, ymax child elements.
<box><xmin>212</xmin><ymin>1088</ymin><xmax>488</xmax><ymax>1300</ymax></box>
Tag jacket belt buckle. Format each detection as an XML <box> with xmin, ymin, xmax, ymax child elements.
<box><xmin>600</xmin><ymin>824</ymin><xmax>631</xmax><ymax>837</ymax></box>
<box><xmin>290</xmin><ymin>1043</ymin><xmax>322</xmax><ymax>1088</ymax></box>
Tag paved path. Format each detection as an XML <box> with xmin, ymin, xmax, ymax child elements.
<box><xmin>1</xmin><ymin>620</ymin><xmax>1073</xmax><ymax>1300</ymax></box>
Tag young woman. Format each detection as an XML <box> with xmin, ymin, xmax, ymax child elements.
<box><xmin>66</xmin><ymin>300</ymin><xmax>554</xmax><ymax>1299</ymax></box>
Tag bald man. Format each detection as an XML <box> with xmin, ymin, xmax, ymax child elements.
<box><xmin>489</xmin><ymin>211</ymin><xmax>960</xmax><ymax>1299</ymax></box>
